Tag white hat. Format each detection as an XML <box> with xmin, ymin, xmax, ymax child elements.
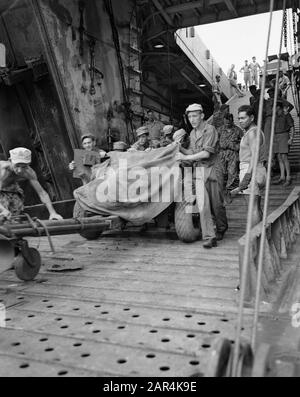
<box><xmin>136</xmin><ymin>126</ymin><xmax>149</xmax><ymax>137</ymax></box>
<box><xmin>9</xmin><ymin>147</ymin><xmax>32</xmax><ymax>165</ymax></box>
<box><xmin>81</xmin><ymin>133</ymin><xmax>96</xmax><ymax>142</ymax></box>
<box><xmin>185</xmin><ymin>103</ymin><xmax>203</xmax><ymax>113</ymax></box>
<box><xmin>173</xmin><ymin>129</ymin><xmax>186</xmax><ymax>141</ymax></box>
<box><xmin>113</xmin><ymin>141</ymin><xmax>127</xmax><ymax>150</ymax></box>
<box><xmin>162</xmin><ymin>125</ymin><xmax>174</xmax><ymax>136</ymax></box>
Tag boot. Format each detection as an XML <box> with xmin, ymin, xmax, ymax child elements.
<box><xmin>203</xmin><ymin>238</ymin><xmax>217</xmax><ymax>249</ymax></box>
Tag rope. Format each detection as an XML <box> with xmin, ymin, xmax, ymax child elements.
<box><xmin>167</xmin><ymin>29</ymin><xmax>174</xmax><ymax>121</ymax></box>
<box><xmin>35</xmin><ymin>218</ymin><xmax>56</xmax><ymax>254</ymax></box>
<box><xmin>232</xmin><ymin>0</ymin><xmax>275</xmax><ymax>377</ymax></box>
<box><xmin>23</xmin><ymin>213</ymin><xmax>40</xmax><ymax>236</ymax></box>
<box><xmin>251</xmin><ymin>0</ymin><xmax>287</xmax><ymax>351</ymax></box>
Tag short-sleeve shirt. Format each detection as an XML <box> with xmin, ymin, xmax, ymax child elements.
<box><xmin>188</xmin><ymin>123</ymin><xmax>219</xmax><ymax>167</ymax></box>
<box><xmin>275</xmin><ymin>114</ymin><xmax>294</xmax><ymax>134</ymax></box>
<box><xmin>145</xmin><ymin>120</ymin><xmax>164</xmax><ymax>140</ymax></box>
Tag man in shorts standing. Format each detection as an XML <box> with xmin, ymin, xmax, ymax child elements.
<box><xmin>272</xmin><ymin>101</ymin><xmax>294</xmax><ymax>186</ymax></box>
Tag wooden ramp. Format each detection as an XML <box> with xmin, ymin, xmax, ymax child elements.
<box><xmin>0</xmin><ymin>180</ymin><xmax>298</xmax><ymax>377</ymax></box>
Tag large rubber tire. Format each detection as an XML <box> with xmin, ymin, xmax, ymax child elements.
<box><xmin>174</xmin><ymin>200</ymin><xmax>201</xmax><ymax>243</ymax></box>
<box><xmin>14</xmin><ymin>248</ymin><xmax>41</xmax><ymax>281</ymax></box>
<box><xmin>73</xmin><ymin>202</ymin><xmax>103</xmax><ymax>240</ymax></box>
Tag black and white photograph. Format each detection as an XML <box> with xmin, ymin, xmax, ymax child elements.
<box><xmin>0</xmin><ymin>0</ymin><xmax>299</xmax><ymax>380</ymax></box>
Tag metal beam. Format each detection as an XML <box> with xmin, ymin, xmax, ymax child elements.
<box><xmin>151</xmin><ymin>0</ymin><xmax>174</xmax><ymax>26</ymax></box>
<box><xmin>165</xmin><ymin>1</ymin><xmax>204</xmax><ymax>14</ymax></box>
<box><xmin>224</xmin><ymin>0</ymin><xmax>238</xmax><ymax>17</ymax></box>
<box><xmin>209</xmin><ymin>0</ymin><xmax>238</xmax><ymax>17</ymax></box>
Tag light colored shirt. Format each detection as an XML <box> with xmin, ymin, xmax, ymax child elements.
<box><xmin>145</xmin><ymin>120</ymin><xmax>164</xmax><ymax>140</ymax></box>
<box><xmin>189</xmin><ymin>123</ymin><xmax>219</xmax><ymax>168</ymax></box>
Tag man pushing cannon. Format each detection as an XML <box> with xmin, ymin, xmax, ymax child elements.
<box><xmin>0</xmin><ymin>147</ymin><xmax>63</xmax><ymax>221</ymax></box>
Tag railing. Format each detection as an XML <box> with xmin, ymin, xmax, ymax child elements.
<box><xmin>238</xmin><ymin>187</ymin><xmax>300</xmax><ymax>303</ymax></box>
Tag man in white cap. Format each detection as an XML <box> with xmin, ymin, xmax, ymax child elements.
<box><xmin>69</xmin><ymin>134</ymin><xmax>106</xmax><ymax>169</ymax></box>
<box><xmin>68</xmin><ymin>133</ymin><xmax>106</xmax><ymax>184</ymax></box>
<box><xmin>128</xmin><ymin>126</ymin><xmax>150</xmax><ymax>152</ymax></box>
<box><xmin>173</xmin><ymin>129</ymin><xmax>187</xmax><ymax>144</ymax></box>
<box><xmin>176</xmin><ymin>104</ymin><xmax>228</xmax><ymax>248</ymax></box>
<box><xmin>161</xmin><ymin>125</ymin><xmax>174</xmax><ymax>147</ymax></box>
<box><xmin>0</xmin><ymin>147</ymin><xmax>63</xmax><ymax>221</ymax></box>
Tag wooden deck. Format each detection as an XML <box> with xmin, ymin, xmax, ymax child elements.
<box><xmin>0</xmin><ymin>182</ymin><xmax>298</xmax><ymax>377</ymax></box>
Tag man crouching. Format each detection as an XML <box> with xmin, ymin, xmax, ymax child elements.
<box><xmin>0</xmin><ymin>147</ymin><xmax>63</xmax><ymax>221</ymax></box>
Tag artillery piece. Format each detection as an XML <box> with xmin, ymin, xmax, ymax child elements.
<box><xmin>0</xmin><ymin>213</ymin><xmax>121</xmax><ymax>281</ymax></box>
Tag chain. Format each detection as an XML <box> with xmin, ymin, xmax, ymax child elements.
<box><xmin>88</xmin><ymin>37</ymin><xmax>96</xmax><ymax>95</ymax></box>
<box><xmin>292</xmin><ymin>10</ymin><xmax>297</xmax><ymax>50</ymax></box>
<box><xmin>78</xmin><ymin>0</ymin><xmax>85</xmax><ymax>57</ymax></box>
<box><xmin>283</xmin><ymin>9</ymin><xmax>288</xmax><ymax>48</ymax></box>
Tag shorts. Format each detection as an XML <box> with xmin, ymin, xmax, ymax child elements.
<box><xmin>0</xmin><ymin>191</ymin><xmax>24</xmax><ymax>216</ymax></box>
<box><xmin>239</xmin><ymin>162</ymin><xmax>266</xmax><ymax>196</ymax></box>
<box><xmin>273</xmin><ymin>133</ymin><xmax>289</xmax><ymax>154</ymax></box>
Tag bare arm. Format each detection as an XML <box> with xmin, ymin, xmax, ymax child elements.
<box><xmin>179</xmin><ymin>150</ymin><xmax>210</xmax><ymax>162</ymax></box>
<box><xmin>289</xmin><ymin>126</ymin><xmax>295</xmax><ymax>144</ymax></box>
<box><xmin>247</xmin><ymin>128</ymin><xmax>261</xmax><ymax>174</ymax></box>
<box><xmin>180</xmin><ymin>147</ymin><xmax>193</xmax><ymax>155</ymax></box>
<box><xmin>29</xmin><ymin>172</ymin><xmax>63</xmax><ymax>220</ymax></box>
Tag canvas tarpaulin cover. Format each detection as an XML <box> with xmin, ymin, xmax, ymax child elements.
<box><xmin>73</xmin><ymin>144</ymin><xmax>182</xmax><ymax>225</ymax></box>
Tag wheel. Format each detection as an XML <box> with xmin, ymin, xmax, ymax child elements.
<box><xmin>73</xmin><ymin>201</ymin><xmax>103</xmax><ymax>240</ymax></box>
<box><xmin>204</xmin><ymin>338</ymin><xmax>232</xmax><ymax>377</ymax></box>
<box><xmin>174</xmin><ymin>199</ymin><xmax>201</xmax><ymax>243</ymax></box>
<box><xmin>14</xmin><ymin>248</ymin><xmax>41</xmax><ymax>281</ymax></box>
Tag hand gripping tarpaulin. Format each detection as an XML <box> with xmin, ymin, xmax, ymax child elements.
<box><xmin>73</xmin><ymin>144</ymin><xmax>182</xmax><ymax>225</ymax></box>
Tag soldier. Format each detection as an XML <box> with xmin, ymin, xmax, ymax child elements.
<box><xmin>227</xmin><ymin>64</ymin><xmax>245</xmax><ymax>97</ymax></box>
<box><xmin>0</xmin><ymin>147</ymin><xmax>63</xmax><ymax>221</ymax></box>
<box><xmin>218</xmin><ymin>113</ymin><xmax>243</xmax><ymax>195</ymax></box>
<box><xmin>240</xmin><ymin>60</ymin><xmax>251</xmax><ymax>91</ymax></box>
<box><xmin>249</xmin><ymin>56</ymin><xmax>261</xmax><ymax>87</ymax></box>
<box><xmin>173</xmin><ymin>129</ymin><xmax>187</xmax><ymax>144</ymax></box>
<box><xmin>68</xmin><ymin>133</ymin><xmax>106</xmax><ymax>185</ymax></box>
<box><xmin>176</xmin><ymin>103</ymin><xmax>228</xmax><ymax>248</ymax></box>
<box><xmin>161</xmin><ymin>125</ymin><xmax>174</xmax><ymax>147</ymax></box>
<box><xmin>145</xmin><ymin>110</ymin><xmax>164</xmax><ymax>141</ymax></box>
<box><xmin>128</xmin><ymin>126</ymin><xmax>150</xmax><ymax>152</ymax></box>
<box><xmin>231</xmin><ymin>105</ymin><xmax>266</xmax><ymax>227</ymax></box>
<box><xmin>212</xmin><ymin>74</ymin><xmax>222</xmax><ymax>106</ymax></box>
<box><xmin>272</xmin><ymin>101</ymin><xmax>294</xmax><ymax>186</ymax></box>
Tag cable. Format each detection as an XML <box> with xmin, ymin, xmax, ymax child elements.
<box><xmin>251</xmin><ymin>0</ymin><xmax>287</xmax><ymax>351</ymax></box>
<box><xmin>232</xmin><ymin>0</ymin><xmax>275</xmax><ymax>377</ymax></box>
<box><xmin>104</xmin><ymin>0</ymin><xmax>135</xmax><ymax>144</ymax></box>
<box><xmin>35</xmin><ymin>218</ymin><xmax>56</xmax><ymax>254</ymax></box>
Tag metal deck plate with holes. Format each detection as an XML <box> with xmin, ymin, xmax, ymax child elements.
<box><xmin>0</xmin><ymin>183</ymin><xmax>296</xmax><ymax>376</ymax></box>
